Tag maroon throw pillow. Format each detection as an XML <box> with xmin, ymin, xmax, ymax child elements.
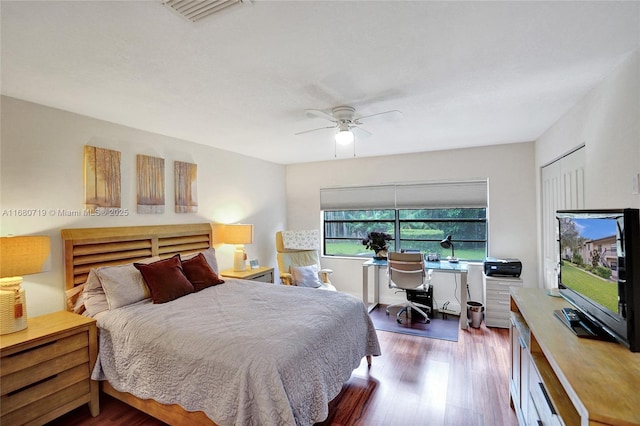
<box><xmin>181</xmin><ymin>253</ymin><xmax>225</xmax><ymax>292</ymax></box>
<box><xmin>134</xmin><ymin>254</ymin><xmax>194</xmax><ymax>303</ymax></box>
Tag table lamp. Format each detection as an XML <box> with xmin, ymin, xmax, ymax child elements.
<box><xmin>0</xmin><ymin>235</ymin><xmax>51</xmax><ymax>334</ymax></box>
<box><xmin>440</xmin><ymin>235</ymin><xmax>458</xmax><ymax>263</ymax></box>
<box><xmin>224</xmin><ymin>224</ymin><xmax>253</xmax><ymax>272</ymax></box>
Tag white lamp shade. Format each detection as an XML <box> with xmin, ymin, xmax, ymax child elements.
<box><xmin>223</xmin><ymin>224</ymin><xmax>253</xmax><ymax>245</ymax></box>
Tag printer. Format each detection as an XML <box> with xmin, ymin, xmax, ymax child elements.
<box><xmin>484</xmin><ymin>257</ymin><xmax>522</xmax><ymax>277</ymax></box>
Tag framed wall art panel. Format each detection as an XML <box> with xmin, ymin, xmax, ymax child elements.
<box><xmin>84</xmin><ymin>145</ymin><xmax>121</xmax><ymax>211</ymax></box>
<box><xmin>137</xmin><ymin>154</ymin><xmax>165</xmax><ymax>214</ymax></box>
<box><xmin>174</xmin><ymin>161</ymin><xmax>197</xmax><ymax>213</ymax></box>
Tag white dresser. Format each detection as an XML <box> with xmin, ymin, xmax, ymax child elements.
<box><xmin>483</xmin><ymin>274</ymin><xmax>523</xmax><ymax>328</ymax></box>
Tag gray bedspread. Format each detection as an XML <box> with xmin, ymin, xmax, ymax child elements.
<box><xmin>92</xmin><ymin>279</ymin><xmax>381</xmax><ymax>426</ymax></box>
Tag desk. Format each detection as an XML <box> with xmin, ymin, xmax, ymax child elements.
<box><xmin>362</xmin><ymin>259</ymin><xmax>468</xmax><ymax>330</ymax></box>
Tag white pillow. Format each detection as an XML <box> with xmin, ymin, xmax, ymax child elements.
<box><xmin>290</xmin><ymin>264</ymin><xmax>322</xmax><ymax>288</ymax></box>
<box><xmin>83</xmin><ymin>269</ymin><xmax>109</xmax><ymax>317</ymax></box>
<box><xmin>96</xmin><ymin>257</ymin><xmax>160</xmax><ymax>310</ymax></box>
<box><xmin>181</xmin><ymin>248</ymin><xmax>219</xmax><ymax>274</ymax></box>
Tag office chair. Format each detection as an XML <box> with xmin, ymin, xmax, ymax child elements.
<box><xmin>275</xmin><ymin>231</ymin><xmax>336</xmax><ymax>291</ymax></box>
<box><xmin>386</xmin><ymin>252</ymin><xmax>432</xmax><ymax>324</ymax></box>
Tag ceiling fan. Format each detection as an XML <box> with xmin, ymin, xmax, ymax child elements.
<box><xmin>295</xmin><ymin>106</ymin><xmax>402</xmax><ymax>146</ymax></box>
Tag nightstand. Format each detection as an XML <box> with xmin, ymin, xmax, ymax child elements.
<box><xmin>0</xmin><ymin>311</ymin><xmax>99</xmax><ymax>425</ymax></box>
<box><xmin>220</xmin><ymin>266</ymin><xmax>274</xmax><ymax>283</ymax></box>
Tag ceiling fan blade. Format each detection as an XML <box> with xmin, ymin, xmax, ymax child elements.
<box><xmin>305</xmin><ymin>109</ymin><xmax>338</xmax><ymax>122</ymax></box>
<box><xmin>351</xmin><ymin>125</ymin><xmax>372</xmax><ymax>138</ymax></box>
<box><xmin>355</xmin><ymin>109</ymin><xmax>403</xmax><ymax>123</ymax></box>
<box><xmin>294</xmin><ymin>125</ymin><xmax>337</xmax><ymax>136</ymax></box>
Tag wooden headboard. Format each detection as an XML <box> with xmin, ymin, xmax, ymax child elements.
<box><xmin>61</xmin><ymin>223</ymin><xmax>214</xmax><ymax>290</ymax></box>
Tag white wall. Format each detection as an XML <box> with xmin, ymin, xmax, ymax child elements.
<box><xmin>285</xmin><ymin>142</ymin><xmax>537</xmax><ymax>311</ymax></box>
<box><xmin>0</xmin><ymin>96</ymin><xmax>287</xmax><ymax>316</ymax></box>
<box><xmin>535</xmin><ymin>50</ymin><xmax>640</xmax><ymax>284</ymax></box>
<box><xmin>5</xmin><ymin>50</ymin><xmax>635</xmax><ymax>318</ymax></box>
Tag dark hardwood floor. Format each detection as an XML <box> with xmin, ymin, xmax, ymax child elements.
<box><xmin>47</xmin><ymin>317</ymin><xmax>517</xmax><ymax>426</ymax></box>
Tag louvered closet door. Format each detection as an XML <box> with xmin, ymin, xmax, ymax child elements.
<box><xmin>541</xmin><ymin>147</ymin><xmax>585</xmax><ymax>289</ymax></box>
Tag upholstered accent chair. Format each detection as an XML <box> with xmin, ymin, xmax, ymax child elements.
<box><xmin>275</xmin><ymin>231</ymin><xmax>336</xmax><ymax>291</ymax></box>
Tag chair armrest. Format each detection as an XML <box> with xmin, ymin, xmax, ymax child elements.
<box><xmin>280</xmin><ymin>272</ymin><xmax>294</xmax><ymax>285</ymax></box>
<box><xmin>319</xmin><ymin>268</ymin><xmax>333</xmax><ymax>284</ymax></box>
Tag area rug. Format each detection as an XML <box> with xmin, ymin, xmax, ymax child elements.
<box><xmin>369</xmin><ymin>304</ymin><xmax>459</xmax><ymax>342</ymax></box>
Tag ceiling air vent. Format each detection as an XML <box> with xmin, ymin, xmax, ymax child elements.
<box><xmin>162</xmin><ymin>0</ymin><xmax>244</xmax><ymax>22</ymax></box>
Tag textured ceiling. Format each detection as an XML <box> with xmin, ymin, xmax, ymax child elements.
<box><xmin>1</xmin><ymin>1</ymin><xmax>638</xmax><ymax>164</ymax></box>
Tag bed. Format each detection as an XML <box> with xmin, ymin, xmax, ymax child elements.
<box><xmin>62</xmin><ymin>223</ymin><xmax>380</xmax><ymax>426</ymax></box>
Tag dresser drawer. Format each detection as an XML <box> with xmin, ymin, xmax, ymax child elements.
<box><xmin>485</xmin><ymin>277</ymin><xmax>523</xmax><ymax>291</ymax></box>
<box><xmin>528</xmin><ymin>357</ymin><xmax>562</xmax><ymax>426</ymax></box>
<box><xmin>486</xmin><ymin>287</ymin><xmax>513</xmax><ymax>302</ymax></box>
<box><xmin>485</xmin><ymin>296</ymin><xmax>511</xmax><ymax>311</ymax></box>
<box><xmin>484</xmin><ymin>274</ymin><xmax>523</xmax><ymax>329</ymax></box>
<box><xmin>485</xmin><ymin>310</ymin><xmax>511</xmax><ymax>328</ymax></box>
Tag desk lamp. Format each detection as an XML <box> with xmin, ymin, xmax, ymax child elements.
<box><xmin>224</xmin><ymin>224</ymin><xmax>253</xmax><ymax>272</ymax></box>
<box><xmin>0</xmin><ymin>236</ymin><xmax>51</xmax><ymax>334</ymax></box>
<box><xmin>440</xmin><ymin>235</ymin><xmax>458</xmax><ymax>263</ymax></box>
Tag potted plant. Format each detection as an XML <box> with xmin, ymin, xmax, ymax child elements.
<box><xmin>362</xmin><ymin>231</ymin><xmax>393</xmax><ymax>259</ymax></box>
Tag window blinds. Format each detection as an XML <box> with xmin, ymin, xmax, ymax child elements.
<box><xmin>319</xmin><ymin>185</ymin><xmax>396</xmax><ymax>210</ymax></box>
<box><xmin>320</xmin><ymin>180</ymin><xmax>488</xmax><ymax>211</ymax></box>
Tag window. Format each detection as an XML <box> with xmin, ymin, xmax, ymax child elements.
<box><xmin>324</xmin><ymin>210</ymin><xmax>396</xmax><ymax>256</ymax></box>
<box><xmin>398</xmin><ymin>208</ymin><xmax>486</xmax><ymax>259</ymax></box>
<box><xmin>321</xmin><ymin>181</ymin><xmax>488</xmax><ymax>261</ymax></box>
<box><xmin>323</xmin><ymin>208</ymin><xmax>487</xmax><ymax>260</ymax></box>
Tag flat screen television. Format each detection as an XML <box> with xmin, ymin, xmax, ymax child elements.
<box><xmin>557</xmin><ymin>208</ymin><xmax>640</xmax><ymax>352</ymax></box>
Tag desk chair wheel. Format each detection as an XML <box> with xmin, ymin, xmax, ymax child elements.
<box><xmin>384</xmin><ymin>308</ymin><xmax>405</xmax><ymax>324</ymax></box>
<box><xmin>397</xmin><ymin>307</ymin><xmax>409</xmax><ymax>324</ymax></box>
<box><xmin>408</xmin><ymin>315</ymin><xmax>431</xmax><ymax>324</ymax></box>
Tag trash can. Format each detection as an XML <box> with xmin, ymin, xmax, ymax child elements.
<box><xmin>467</xmin><ymin>301</ymin><xmax>484</xmax><ymax>328</ymax></box>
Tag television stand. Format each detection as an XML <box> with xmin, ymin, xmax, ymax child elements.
<box><xmin>553</xmin><ymin>308</ymin><xmax>617</xmax><ymax>341</ymax></box>
<box><xmin>509</xmin><ymin>288</ymin><xmax>640</xmax><ymax>425</ymax></box>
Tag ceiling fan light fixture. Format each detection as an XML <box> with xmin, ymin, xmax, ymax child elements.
<box><xmin>335</xmin><ymin>123</ymin><xmax>354</xmax><ymax>145</ymax></box>
<box><xmin>335</xmin><ymin>129</ymin><xmax>354</xmax><ymax>145</ymax></box>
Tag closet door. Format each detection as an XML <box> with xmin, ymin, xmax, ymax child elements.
<box><xmin>541</xmin><ymin>147</ymin><xmax>585</xmax><ymax>289</ymax></box>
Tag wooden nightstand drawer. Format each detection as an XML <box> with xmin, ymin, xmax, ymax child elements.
<box><xmin>251</xmin><ymin>271</ymin><xmax>274</xmax><ymax>283</ymax></box>
<box><xmin>220</xmin><ymin>266</ymin><xmax>275</xmax><ymax>283</ymax></box>
<box><xmin>0</xmin><ymin>311</ymin><xmax>98</xmax><ymax>425</ymax></box>
<box><xmin>2</xmin><ymin>367</ymin><xmax>91</xmax><ymax>425</ymax></box>
<box><xmin>2</xmin><ymin>345</ymin><xmax>89</xmax><ymax>394</ymax></box>
<box><xmin>1</xmin><ymin>331</ymin><xmax>88</xmax><ymax>376</ymax></box>
<box><xmin>1</xmin><ymin>363</ymin><xmax>89</xmax><ymax>413</ymax></box>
